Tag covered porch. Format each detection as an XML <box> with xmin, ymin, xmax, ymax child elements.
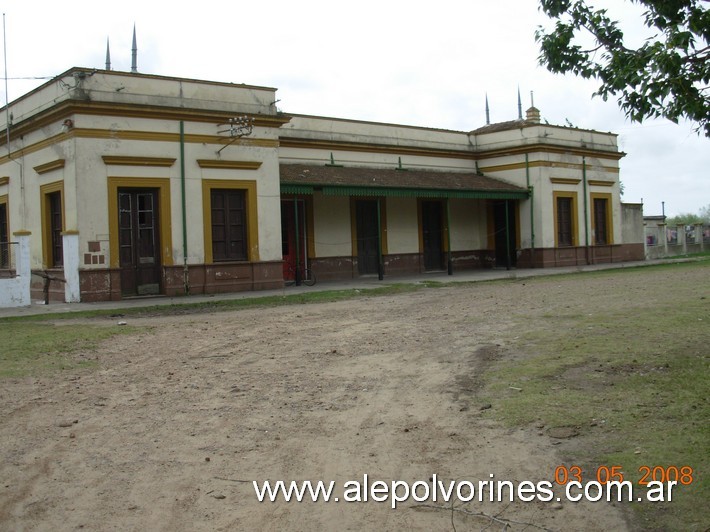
<box><xmin>279</xmin><ymin>164</ymin><xmax>529</xmax><ymax>283</ymax></box>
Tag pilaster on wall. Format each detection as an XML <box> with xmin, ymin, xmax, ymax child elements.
<box><xmin>62</xmin><ymin>231</ymin><xmax>80</xmax><ymax>302</ymax></box>
<box><xmin>0</xmin><ymin>231</ymin><xmax>31</xmax><ymax>308</ymax></box>
<box><xmin>676</xmin><ymin>224</ymin><xmax>687</xmax><ymax>254</ymax></box>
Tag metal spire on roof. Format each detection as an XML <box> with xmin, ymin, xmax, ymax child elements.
<box><xmin>517</xmin><ymin>87</ymin><xmax>522</xmax><ymax>119</ymax></box>
<box><xmin>105</xmin><ymin>38</ymin><xmax>111</xmax><ymax>70</ymax></box>
<box><xmin>485</xmin><ymin>93</ymin><xmax>490</xmax><ymax>125</ymax></box>
<box><xmin>131</xmin><ymin>24</ymin><xmax>137</xmax><ymax>73</ymax></box>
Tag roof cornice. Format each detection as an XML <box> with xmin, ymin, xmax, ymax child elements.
<box><xmin>279</xmin><ymin>136</ymin><xmax>476</xmax><ymax>160</ymax></box>
<box><xmin>476</xmin><ymin>143</ymin><xmax>625</xmax><ymax>160</ymax></box>
<box><xmin>280</xmin><ymin>136</ymin><xmax>625</xmax><ymax>161</ymax></box>
<box><xmin>0</xmin><ymin>99</ymin><xmax>291</xmax><ymax>147</ymax></box>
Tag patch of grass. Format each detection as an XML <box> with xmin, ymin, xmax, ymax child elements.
<box><xmin>480</xmin><ymin>264</ymin><xmax>709</xmax><ymax>531</ymax></box>
<box><xmin>665</xmin><ymin>250</ymin><xmax>710</xmax><ymax>260</ymax></box>
<box><xmin>0</xmin><ymin>285</ymin><xmax>428</xmax><ymax>378</ymax></box>
<box><xmin>0</xmin><ymin>283</ymin><xmax>431</xmax><ymax>323</ymax></box>
<box><xmin>0</xmin><ymin>259</ymin><xmax>705</xmax><ymax>324</ymax></box>
<box><xmin>0</xmin><ymin>322</ymin><xmax>140</xmax><ymax>378</ymax></box>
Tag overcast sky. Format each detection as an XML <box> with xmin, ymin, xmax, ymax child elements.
<box><xmin>2</xmin><ymin>0</ymin><xmax>707</xmax><ymax>217</ymax></box>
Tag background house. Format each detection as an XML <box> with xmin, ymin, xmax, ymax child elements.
<box><xmin>0</xmin><ymin>68</ymin><xmax>644</xmax><ymax>303</ymax></box>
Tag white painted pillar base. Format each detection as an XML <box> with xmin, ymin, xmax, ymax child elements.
<box><xmin>0</xmin><ymin>231</ymin><xmax>31</xmax><ymax>308</ymax></box>
<box><xmin>62</xmin><ymin>232</ymin><xmax>81</xmax><ymax>303</ymax></box>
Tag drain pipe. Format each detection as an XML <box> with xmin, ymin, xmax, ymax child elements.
<box><xmin>582</xmin><ymin>156</ymin><xmax>590</xmax><ymax>265</ymax></box>
<box><xmin>180</xmin><ymin>121</ymin><xmax>189</xmax><ymax>294</ymax></box>
<box><xmin>525</xmin><ymin>154</ymin><xmax>535</xmax><ymax>267</ymax></box>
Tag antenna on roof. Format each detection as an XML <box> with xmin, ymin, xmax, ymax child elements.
<box><xmin>517</xmin><ymin>87</ymin><xmax>522</xmax><ymax>119</ymax></box>
<box><xmin>105</xmin><ymin>38</ymin><xmax>111</xmax><ymax>70</ymax></box>
<box><xmin>485</xmin><ymin>93</ymin><xmax>490</xmax><ymax>125</ymax></box>
<box><xmin>530</xmin><ymin>90</ymin><xmax>535</xmax><ymax>108</ymax></box>
<box><xmin>131</xmin><ymin>24</ymin><xmax>137</xmax><ymax>73</ymax></box>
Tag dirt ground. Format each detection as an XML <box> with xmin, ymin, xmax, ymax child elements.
<box><xmin>0</xmin><ymin>273</ymin><xmax>649</xmax><ymax>532</ymax></box>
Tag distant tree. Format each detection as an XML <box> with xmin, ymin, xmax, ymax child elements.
<box><xmin>666</xmin><ymin>213</ymin><xmax>702</xmax><ymax>226</ymax></box>
<box><xmin>536</xmin><ymin>0</ymin><xmax>710</xmax><ymax>136</ymax></box>
<box><xmin>666</xmin><ymin>204</ymin><xmax>710</xmax><ymax>225</ymax></box>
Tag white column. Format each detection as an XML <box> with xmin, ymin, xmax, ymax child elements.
<box><xmin>16</xmin><ymin>232</ymin><xmax>31</xmax><ymax>307</ymax></box>
<box><xmin>62</xmin><ymin>231</ymin><xmax>81</xmax><ymax>303</ymax></box>
<box><xmin>658</xmin><ymin>224</ymin><xmax>668</xmax><ymax>256</ymax></box>
<box><xmin>694</xmin><ymin>223</ymin><xmax>704</xmax><ymax>252</ymax></box>
<box><xmin>677</xmin><ymin>224</ymin><xmax>686</xmax><ymax>254</ymax></box>
<box><xmin>0</xmin><ymin>231</ymin><xmax>31</xmax><ymax>307</ymax></box>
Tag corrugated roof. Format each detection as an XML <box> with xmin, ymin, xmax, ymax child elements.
<box><xmin>279</xmin><ymin>164</ymin><xmax>527</xmax><ymax>198</ymax></box>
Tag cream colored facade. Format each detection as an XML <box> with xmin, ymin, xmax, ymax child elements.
<box><xmin>0</xmin><ymin>67</ymin><xmax>642</xmax><ymax>302</ymax></box>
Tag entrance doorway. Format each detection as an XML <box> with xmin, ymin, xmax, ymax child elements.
<box><xmin>118</xmin><ymin>189</ymin><xmax>161</xmax><ymax>296</ymax></box>
<box><xmin>355</xmin><ymin>200</ymin><xmax>380</xmax><ymax>275</ymax></box>
<box><xmin>493</xmin><ymin>200</ymin><xmax>517</xmax><ymax>268</ymax></box>
<box><xmin>281</xmin><ymin>199</ymin><xmax>307</xmax><ymax>281</ymax></box>
<box><xmin>421</xmin><ymin>200</ymin><xmax>445</xmax><ymax>271</ymax></box>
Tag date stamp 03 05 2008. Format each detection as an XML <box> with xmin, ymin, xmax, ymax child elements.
<box><xmin>554</xmin><ymin>465</ymin><xmax>695</xmax><ymax>487</ymax></box>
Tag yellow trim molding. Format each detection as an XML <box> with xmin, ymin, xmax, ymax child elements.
<box><xmin>39</xmin><ymin>181</ymin><xmax>65</xmax><ymax>268</ymax></box>
<box><xmin>282</xmin><ymin>137</ymin><xmax>476</xmax><ymax>161</ymax></box>
<box><xmin>281</xmin><ymin>138</ymin><xmax>625</xmax><ymax>163</ymax></box>
<box><xmin>102</xmin><ymin>156</ymin><xmax>176</xmax><ymax>167</ymax></box>
<box><xmin>34</xmin><ymin>159</ymin><xmax>65</xmax><ymax>175</ymax></box>
<box><xmin>0</xmin><ymin>99</ymin><xmax>291</xmax><ymax>148</ymax></box>
<box><xmin>590</xmin><ymin>192</ymin><xmax>614</xmax><ymax>245</ymax></box>
<box><xmin>0</xmin><ymin>130</ymin><xmax>279</xmax><ymax>166</ymax></box>
<box><xmin>71</xmin><ymin>129</ymin><xmax>279</xmax><ymax>148</ymax></box>
<box><xmin>483</xmin><ymin>161</ymin><xmax>619</xmax><ymax>174</ymax></box>
<box><xmin>0</xmin><ymin>176</ymin><xmax>9</xmax><ymax>186</ymax></box>
<box><xmin>550</xmin><ymin>177</ymin><xmax>582</xmax><ymax>185</ymax></box>
<box><xmin>475</xmin><ymin>143</ymin><xmax>625</xmax><ymax>161</ymax></box>
<box><xmin>107</xmin><ymin>177</ymin><xmax>174</xmax><ymax>268</ymax></box>
<box><xmin>553</xmin><ymin>191</ymin><xmax>579</xmax><ymax>247</ymax></box>
<box><xmin>201</xmin><ymin>179</ymin><xmax>259</xmax><ymax>263</ymax></box>
<box><xmin>588</xmin><ymin>180</ymin><xmax>615</xmax><ymax>187</ymax></box>
<box><xmin>197</xmin><ymin>160</ymin><xmax>262</xmax><ymax>170</ymax></box>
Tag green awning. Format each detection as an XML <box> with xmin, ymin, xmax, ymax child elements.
<box><xmin>281</xmin><ymin>183</ymin><xmax>529</xmax><ymax>200</ymax></box>
<box><xmin>281</xmin><ymin>184</ymin><xmax>315</xmax><ymax>195</ymax></box>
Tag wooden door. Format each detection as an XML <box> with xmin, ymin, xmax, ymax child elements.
<box><xmin>356</xmin><ymin>200</ymin><xmax>380</xmax><ymax>275</ymax></box>
<box><xmin>493</xmin><ymin>200</ymin><xmax>516</xmax><ymax>268</ymax></box>
<box><xmin>118</xmin><ymin>189</ymin><xmax>161</xmax><ymax>296</ymax></box>
<box><xmin>422</xmin><ymin>200</ymin><xmax>444</xmax><ymax>271</ymax></box>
